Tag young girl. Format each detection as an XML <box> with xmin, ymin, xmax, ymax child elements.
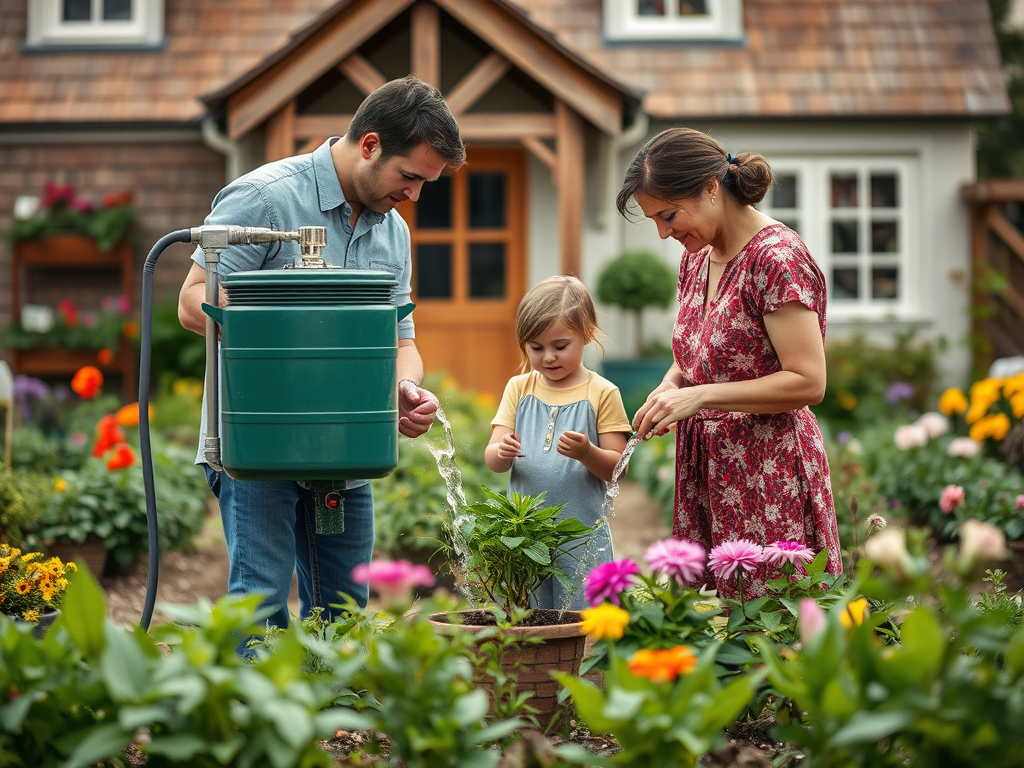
<box><xmin>485</xmin><ymin>275</ymin><xmax>632</xmax><ymax>610</ymax></box>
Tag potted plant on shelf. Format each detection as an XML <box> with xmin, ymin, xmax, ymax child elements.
<box><xmin>595</xmin><ymin>249</ymin><xmax>678</xmax><ymax>415</ymax></box>
<box><xmin>430</xmin><ymin>487</ymin><xmax>596</xmax><ymax>724</ymax></box>
<box><xmin>6</xmin><ymin>182</ymin><xmax>136</xmax><ymax>253</ymax></box>
<box><xmin>0</xmin><ymin>543</ymin><xmax>76</xmax><ymax>638</ymax></box>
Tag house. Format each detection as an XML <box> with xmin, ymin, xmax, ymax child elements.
<box><xmin>0</xmin><ymin>0</ymin><xmax>1009</xmax><ymax>397</ymax></box>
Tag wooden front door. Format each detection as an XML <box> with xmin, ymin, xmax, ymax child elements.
<box><xmin>399</xmin><ymin>146</ymin><xmax>526</xmax><ymax>398</ymax></box>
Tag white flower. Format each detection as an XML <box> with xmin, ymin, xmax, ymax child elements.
<box><xmin>893</xmin><ymin>424</ymin><xmax>929</xmax><ymax>451</ymax></box>
<box><xmin>914</xmin><ymin>412</ymin><xmax>950</xmax><ymax>439</ymax></box>
<box><xmin>948</xmin><ymin>437</ymin><xmax>982</xmax><ymax>458</ymax></box>
<box><xmin>864</xmin><ymin>527</ymin><xmax>911</xmax><ymax>576</ymax></box>
<box><xmin>958</xmin><ymin>519</ymin><xmax>1008</xmax><ymax>567</ymax></box>
<box><xmin>866</xmin><ymin>514</ymin><xmax>888</xmax><ymax>531</ymax></box>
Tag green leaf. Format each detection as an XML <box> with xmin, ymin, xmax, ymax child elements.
<box><xmin>451</xmin><ymin>689</ymin><xmax>489</xmax><ymax>725</ymax></box>
<box><xmin>269</xmin><ymin>700</ymin><xmax>314</xmax><ymax>749</ymax></box>
<box><xmin>101</xmin><ymin>625</ymin><xmax>152</xmax><ymax>701</ymax></box>
<box><xmin>831</xmin><ymin>710</ymin><xmax>916</xmax><ymax>746</ymax></box>
<box><xmin>63</xmin><ymin>723</ymin><xmax>132</xmax><ymax>768</ymax></box>
<box><xmin>521</xmin><ymin>542</ymin><xmax>551</xmax><ymax>565</ymax></box>
<box><xmin>603</xmin><ymin>686</ymin><xmax>646</xmax><ymax>721</ymax></box>
<box><xmin>500</xmin><ymin>536</ymin><xmax>525</xmax><ymax>550</ymax></box>
<box><xmin>60</xmin><ymin>565</ymin><xmax>108</xmax><ymax>660</ymax></box>
<box><xmin>145</xmin><ymin>734</ymin><xmax>207</xmax><ymax>760</ymax></box>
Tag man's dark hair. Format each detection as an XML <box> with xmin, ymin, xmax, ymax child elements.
<box><xmin>347</xmin><ymin>75</ymin><xmax>465</xmax><ymax>168</ymax></box>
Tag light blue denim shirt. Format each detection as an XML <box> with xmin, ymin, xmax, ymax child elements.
<box><xmin>191</xmin><ymin>137</ymin><xmax>415</xmax><ymax>482</ymax></box>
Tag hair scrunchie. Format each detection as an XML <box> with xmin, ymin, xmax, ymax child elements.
<box><xmin>726</xmin><ymin>152</ymin><xmax>738</xmax><ymax>165</ymax></box>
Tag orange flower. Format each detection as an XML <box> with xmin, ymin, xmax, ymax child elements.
<box><xmin>92</xmin><ymin>414</ymin><xmax>126</xmax><ymax>457</ymax></box>
<box><xmin>115</xmin><ymin>402</ymin><xmax>152</xmax><ymax>427</ymax></box>
<box><xmin>627</xmin><ymin>645</ymin><xmax>699</xmax><ymax>683</ymax></box>
<box><xmin>122</xmin><ymin>321</ymin><xmax>139</xmax><ymax>338</ymax></box>
<box><xmin>106</xmin><ymin>443</ymin><xmax>136</xmax><ymax>471</ymax></box>
<box><xmin>96</xmin><ymin>347</ymin><xmax>114</xmax><ymax>365</ymax></box>
<box><xmin>70</xmin><ymin>366</ymin><xmax>103</xmax><ymax>398</ymax></box>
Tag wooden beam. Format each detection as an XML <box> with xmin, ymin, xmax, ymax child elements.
<box><xmin>296</xmin><ymin>114</ymin><xmax>354</xmax><ymax>141</ymax></box>
<box><xmin>298</xmin><ymin>137</ymin><xmax>323</xmax><ymax>154</ymax></box>
<box><xmin>265</xmin><ymin>100</ymin><xmax>296</xmax><ymax>161</ymax></box>
<box><xmin>963</xmin><ymin>179</ymin><xmax>1024</xmax><ymax>204</ymax></box>
<box><xmin>555</xmin><ymin>100</ymin><xmax>584</xmax><ymax>276</ymax></box>
<box><xmin>521</xmin><ymin>136</ymin><xmax>556</xmax><ymax>179</ymax></box>
<box><xmin>410</xmin><ymin>2</ymin><xmax>440</xmax><ymax>88</ymax></box>
<box><xmin>445</xmin><ymin>52</ymin><xmax>510</xmax><ymax>114</ymax></box>
<box><xmin>433</xmin><ymin>0</ymin><xmax>622</xmax><ymax>135</ymax></box>
<box><xmin>338</xmin><ymin>53</ymin><xmax>387</xmax><ymax>96</ymax></box>
<box><xmin>228</xmin><ymin>0</ymin><xmax>415</xmax><ymax>139</ymax></box>
<box><xmin>986</xmin><ymin>206</ymin><xmax>1024</xmax><ymax>261</ymax></box>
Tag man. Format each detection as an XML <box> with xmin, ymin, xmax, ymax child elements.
<box><xmin>178</xmin><ymin>75</ymin><xmax>465</xmax><ymax>634</ymax></box>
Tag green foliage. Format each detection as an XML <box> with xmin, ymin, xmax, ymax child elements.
<box><xmin>452</xmin><ymin>488</ymin><xmax>595</xmax><ymax>615</ymax></box>
<box><xmin>757</xmin><ymin>556</ymin><xmax>1024</xmax><ymax>768</ymax></box>
<box><xmin>596</xmin><ymin>250</ymin><xmax>677</xmax><ymax>355</ymax></box>
<box><xmin>557</xmin><ymin>647</ymin><xmax>767</xmax><ymax>768</ymax></box>
<box><xmin>0</xmin><ymin>299</ymin><xmax>133</xmax><ymax>353</ymax></box>
<box><xmin>5</xmin><ymin>184</ymin><xmax>136</xmax><ymax>251</ymax></box>
<box><xmin>149</xmin><ymin>298</ymin><xmax>206</xmax><ymax>385</ymax></box>
<box><xmin>31</xmin><ymin>439</ymin><xmax>208</xmax><ymax>566</ymax></box>
<box><xmin>0</xmin><ymin>567</ymin><xmax>367</xmax><ymax>767</ymax></box>
<box><xmin>815</xmin><ymin>330</ymin><xmax>943</xmax><ymax>432</ymax></box>
<box><xmin>977</xmin><ymin>0</ymin><xmax>1024</xmax><ymax>179</ymax></box>
<box><xmin>0</xmin><ymin>468</ymin><xmax>51</xmax><ymax>548</ymax></box>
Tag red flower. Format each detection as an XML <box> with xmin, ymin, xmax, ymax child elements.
<box><xmin>71</xmin><ymin>366</ymin><xmax>103</xmax><ymax>399</ymax></box>
<box><xmin>92</xmin><ymin>414</ymin><xmax>125</xmax><ymax>457</ymax></box>
<box><xmin>96</xmin><ymin>348</ymin><xmax>114</xmax><ymax>365</ymax></box>
<box><xmin>106</xmin><ymin>443</ymin><xmax>136</xmax><ymax>471</ymax></box>
<box><xmin>42</xmin><ymin>182</ymin><xmax>76</xmax><ymax>209</ymax></box>
<box><xmin>58</xmin><ymin>299</ymin><xmax>79</xmax><ymax>329</ymax></box>
<box><xmin>122</xmin><ymin>321</ymin><xmax>139</xmax><ymax>338</ymax></box>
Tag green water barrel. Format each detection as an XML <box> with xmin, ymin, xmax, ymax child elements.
<box><xmin>208</xmin><ymin>268</ymin><xmax>407</xmax><ymax>482</ymax></box>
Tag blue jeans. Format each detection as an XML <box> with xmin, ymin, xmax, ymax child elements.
<box><xmin>203</xmin><ymin>465</ymin><xmax>374</xmax><ymax>632</ymax></box>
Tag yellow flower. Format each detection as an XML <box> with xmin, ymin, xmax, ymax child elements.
<box><xmin>172</xmin><ymin>378</ymin><xmax>191</xmax><ymax>395</ymax></box>
<box><xmin>837</xmin><ymin>391</ymin><xmax>858</xmax><ymax>411</ymax></box>
<box><xmin>22</xmin><ymin>610</ymin><xmax>39</xmax><ymax>622</ymax></box>
<box><xmin>15</xmin><ymin>580</ymin><xmax>33</xmax><ymax>595</ymax></box>
<box><xmin>938</xmin><ymin>387</ymin><xmax>968</xmax><ymax>416</ymax></box>
<box><xmin>581</xmin><ymin>603</ymin><xmax>630</xmax><ymax>640</ymax></box>
<box><xmin>966</xmin><ymin>379</ymin><xmax>1003</xmax><ymax>424</ymax></box>
<box><xmin>54</xmin><ymin>477</ymin><xmax>66</xmax><ymax>493</ymax></box>
<box><xmin>192</xmin><ymin>382</ymin><xmax>204</xmax><ymax>399</ymax></box>
<box><xmin>1011</xmin><ymin>391</ymin><xmax>1024</xmax><ymax>419</ymax></box>
<box><xmin>66</xmin><ymin>562</ymin><xmax>77</xmax><ymax>573</ymax></box>
<box><xmin>20</xmin><ymin>552</ymin><xmax>38</xmax><ymax>563</ymax></box>
<box><xmin>839</xmin><ymin>597</ymin><xmax>869</xmax><ymax>629</ymax></box>
<box><xmin>969</xmin><ymin>413</ymin><xmax>1011</xmax><ymax>443</ymax></box>
<box><xmin>1003</xmin><ymin>373</ymin><xmax>1024</xmax><ymax>397</ymax></box>
<box><xmin>627</xmin><ymin>645</ymin><xmax>699</xmax><ymax>682</ymax></box>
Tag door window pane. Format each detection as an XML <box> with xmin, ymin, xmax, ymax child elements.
<box><xmin>831</xmin><ymin>220</ymin><xmax>858</xmax><ymax>254</ymax></box>
<box><xmin>416</xmin><ymin>176</ymin><xmax>451</xmax><ymax>229</ymax></box>
<box><xmin>638</xmin><ymin>0</ymin><xmax>666</xmax><ymax>15</ymax></box>
<box><xmin>416</xmin><ymin>244</ymin><xmax>452</xmax><ymax>299</ymax></box>
<box><xmin>103</xmin><ymin>0</ymin><xmax>132</xmax><ymax>20</ymax></box>
<box><xmin>771</xmin><ymin>174</ymin><xmax>798</xmax><ymax>209</ymax></box>
<box><xmin>469</xmin><ymin>173</ymin><xmax>506</xmax><ymax>229</ymax></box>
<box><xmin>469</xmin><ymin>243</ymin><xmax>506</xmax><ymax>298</ymax></box>
<box><xmin>832</xmin><ymin>268</ymin><xmax>859</xmax><ymax>300</ymax></box>
<box><xmin>63</xmin><ymin>0</ymin><xmax>91</xmax><ymax>21</ymax></box>
<box><xmin>871</xmin><ymin>173</ymin><xmax>898</xmax><ymax>208</ymax></box>
<box><xmin>831</xmin><ymin>173</ymin><xmax>858</xmax><ymax>208</ymax></box>
<box><xmin>871</xmin><ymin>221</ymin><xmax>898</xmax><ymax>254</ymax></box>
<box><xmin>872</xmin><ymin>268</ymin><xmax>899</xmax><ymax>300</ymax></box>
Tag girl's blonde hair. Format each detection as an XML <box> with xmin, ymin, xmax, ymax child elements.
<box><xmin>515</xmin><ymin>275</ymin><xmax>602</xmax><ymax>372</ymax></box>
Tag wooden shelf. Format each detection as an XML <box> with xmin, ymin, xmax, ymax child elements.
<box><xmin>9</xmin><ymin>235</ymin><xmax>136</xmax><ymax>401</ymax></box>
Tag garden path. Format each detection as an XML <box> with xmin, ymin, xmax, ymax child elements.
<box><xmin>102</xmin><ymin>480</ymin><xmax>670</xmax><ymax>627</ymax></box>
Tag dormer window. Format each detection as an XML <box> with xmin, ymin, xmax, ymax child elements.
<box><xmin>26</xmin><ymin>0</ymin><xmax>165</xmax><ymax>49</ymax></box>
<box><xmin>604</xmin><ymin>0</ymin><xmax>743</xmax><ymax>43</ymax></box>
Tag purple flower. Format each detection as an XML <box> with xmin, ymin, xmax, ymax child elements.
<box><xmin>644</xmin><ymin>539</ymin><xmax>705</xmax><ymax>585</ymax></box>
<box><xmin>707</xmin><ymin>539</ymin><xmax>764</xmax><ymax>581</ymax></box>
<box><xmin>886</xmin><ymin>381</ymin><xmax>915</xmax><ymax>405</ymax></box>
<box><xmin>836</xmin><ymin>431</ymin><xmax>852</xmax><ymax>445</ymax></box>
<box><xmin>585</xmin><ymin>559</ymin><xmax>640</xmax><ymax>606</ymax></box>
<box><xmin>763</xmin><ymin>540</ymin><xmax>816</xmax><ymax>569</ymax></box>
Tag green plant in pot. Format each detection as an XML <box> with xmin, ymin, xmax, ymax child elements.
<box><xmin>433</xmin><ymin>487</ymin><xmax>597</xmax><ymax>724</ymax></box>
<box><xmin>596</xmin><ymin>249</ymin><xmax>678</xmax><ymax>414</ymax></box>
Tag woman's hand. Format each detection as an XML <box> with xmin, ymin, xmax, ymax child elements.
<box><xmin>557</xmin><ymin>430</ymin><xmax>591</xmax><ymax>461</ymax></box>
<box><xmin>633</xmin><ymin>385</ymin><xmax>706</xmax><ymax>440</ymax></box>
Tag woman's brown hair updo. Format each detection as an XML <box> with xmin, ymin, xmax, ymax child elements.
<box><xmin>616</xmin><ymin>127</ymin><xmax>774</xmax><ymax>217</ymax></box>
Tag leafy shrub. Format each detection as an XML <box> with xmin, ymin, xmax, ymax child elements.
<box><xmin>0</xmin><ymin>467</ymin><xmax>52</xmax><ymax>548</ymax></box>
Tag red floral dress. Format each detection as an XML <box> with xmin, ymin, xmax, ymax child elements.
<box><xmin>671</xmin><ymin>224</ymin><xmax>842</xmax><ymax>597</ymax></box>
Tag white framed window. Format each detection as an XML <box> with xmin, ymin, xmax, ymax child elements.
<box><xmin>603</xmin><ymin>0</ymin><xmax>743</xmax><ymax>43</ymax></box>
<box><xmin>757</xmin><ymin>157</ymin><xmax>918</xmax><ymax>320</ymax></box>
<box><xmin>27</xmin><ymin>0</ymin><xmax>165</xmax><ymax>48</ymax></box>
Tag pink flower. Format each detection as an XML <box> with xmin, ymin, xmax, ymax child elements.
<box><xmin>707</xmin><ymin>539</ymin><xmax>764</xmax><ymax>581</ymax></box>
<box><xmin>763</xmin><ymin>540</ymin><xmax>815</xmax><ymax>569</ymax></box>
<box><xmin>948</xmin><ymin>437</ymin><xmax>982</xmax><ymax>458</ymax></box>
<box><xmin>351</xmin><ymin>559</ymin><xmax>434</xmax><ymax>609</ymax></box>
<box><xmin>893</xmin><ymin>424</ymin><xmax>929</xmax><ymax>451</ymax></box>
<box><xmin>116</xmin><ymin>294</ymin><xmax>130</xmax><ymax>313</ymax></box>
<box><xmin>797</xmin><ymin>598</ymin><xmax>826</xmax><ymax>644</ymax></box>
<box><xmin>1016</xmin><ymin>495</ymin><xmax>1024</xmax><ymax>511</ymax></box>
<box><xmin>939</xmin><ymin>484</ymin><xmax>965</xmax><ymax>514</ymax></box>
<box><xmin>644</xmin><ymin>539</ymin><xmax>705</xmax><ymax>585</ymax></box>
<box><xmin>585</xmin><ymin>559</ymin><xmax>640</xmax><ymax>606</ymax></box>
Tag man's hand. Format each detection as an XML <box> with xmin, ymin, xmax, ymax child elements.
<box><xmin>398</xmin><ymin>380</ymin><xmax>438</xmax><ymax>438</ymax></box>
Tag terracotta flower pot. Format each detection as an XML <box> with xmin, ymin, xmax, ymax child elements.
<box><xmin>428</xmin><ymin>608</ymin><xmax>586</xmax><ymax>727</ymax></box>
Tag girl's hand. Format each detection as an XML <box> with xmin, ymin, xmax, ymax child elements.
<box><xmin>496</xmin><ymin>431</ymin><xmax>523</xmax><ymax>461</ymax></box>
<box><xmin>557</xmin><ymin>430</ymin><xmax>591</xmax><ymax>461</ymax></box>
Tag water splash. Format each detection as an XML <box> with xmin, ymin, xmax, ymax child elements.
<box><xmin>424</xmin><ymin>406</ymin><xmax>475</xmax><ymax>601</ymax></box>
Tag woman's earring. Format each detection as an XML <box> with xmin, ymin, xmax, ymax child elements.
<box><xmin>711</xmin><ymin>196</ymin><xmax>716</xmax><ymax>205</ymax></box>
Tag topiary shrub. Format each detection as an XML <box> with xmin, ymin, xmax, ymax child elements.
<box><xmin>596</xmin><ymin>249</ymin><xmax>677</xmax><ymax>356</ymax></box>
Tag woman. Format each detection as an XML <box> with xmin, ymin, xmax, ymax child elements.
<box><xmin>619</xmin><ymin>127</ymin><xmax>841</xmax><ymax>596</ymax></box>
